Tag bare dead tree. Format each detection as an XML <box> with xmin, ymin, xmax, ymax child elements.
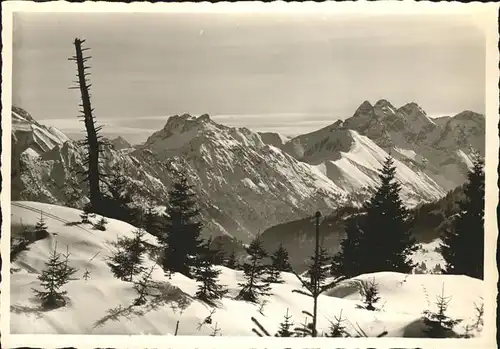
<box><xmin>69</xmin><ymin>38</ymin><xmax>105</xmax><ymax>213</ymax></box>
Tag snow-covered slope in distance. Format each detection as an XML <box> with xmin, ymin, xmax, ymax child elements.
<box><xmin>11</xmin><ymin>202</ymin><xmax>484</xmax><ymax>337</ymax></box>
<box><xmin>283</xmin><ymin>100</ymin><xmax>485</xmax><ymax>193</ymax></box>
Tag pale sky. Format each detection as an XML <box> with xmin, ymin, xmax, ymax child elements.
<box><xmin>13</xmin><ymin>12</ymin><xmax>486</xmax><ymax>144</ymax></box>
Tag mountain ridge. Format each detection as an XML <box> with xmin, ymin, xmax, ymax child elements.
<box><xmin>10</xmin><ymin>100</ymin><xmax>484</xmax><ymax>243</ymax></box>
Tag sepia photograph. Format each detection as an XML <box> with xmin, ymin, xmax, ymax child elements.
<box><xmin>1</xmin><ymin>1</ymin><xmax>498</xmax><ymax>348</ymax></box>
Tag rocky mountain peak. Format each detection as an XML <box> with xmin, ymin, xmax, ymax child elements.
<box><xmin>353</xmin><ymin>100</ymin><xmax>373</xmax><ymax>116</ymax></box>
<box><xmin>110</xmin><ymin>136</ymin><xmax>132</xmax><ymax>150</ymax></box>
<box><xmin>452</xmin><ymin>110</ymin><xmax>484</xmax><ymax>122</ymax></box>
<box><xmin>398</xmin><ymin>102</ymin><xmax>426</xmax><ymax>116</ymax></box>
<box><xmin>374</xmin><ymin>99</ymin><xmax>395</xmax><ymax>110</ymax></box>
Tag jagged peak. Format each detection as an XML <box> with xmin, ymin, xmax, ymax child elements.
<box><xmin>374</xmin><ymin>99</ymin><xmax>395</xmax><ymax>109</ymax></box>
<box><xmin>357</xmin><ymin>100</ymin><xmax>373</xmax><ymax>110</ymax></box>
<box><xmin>398</xmin><ymin>102</ymin><xmax>427</xmax><ymax>115</ymax></box>
<box><xmin>198</xmin><ymin>113</ymin><xmax>211</xmax><ymax>122</ymax></box>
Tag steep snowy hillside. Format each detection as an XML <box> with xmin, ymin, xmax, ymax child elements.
<box><xmin>298</xmin><ymin>127</ymin><xmax>444</xmax><ymax>205</ymax></box>
<box><xmin>283</xmin><ymin>100</ymin><xmax>484</xmax><ymax>192</ymax></box>
<box><xmin>10</xmin><ymin>202</ymin><xmax>483</xmax><ymax>337</ymax></box>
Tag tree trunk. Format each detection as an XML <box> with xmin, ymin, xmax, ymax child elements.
<box><xmin>71</xmin><ymin>38</ymin><xmax>101</xmax><ymax>211</ymax></box>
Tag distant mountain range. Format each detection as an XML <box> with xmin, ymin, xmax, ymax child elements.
<box><xmin>11</xmin><ymin>100</ymin><xmax>484</xmax><ymax>245</ymax></box>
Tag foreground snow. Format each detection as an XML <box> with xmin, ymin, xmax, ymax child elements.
<box><xmin>11</xmin><ymin>202</ymin><xmax>483</xmax><ymax>337</ymax></box>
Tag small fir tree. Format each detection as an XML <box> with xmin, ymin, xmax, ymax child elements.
<box><xmin>32</xmin><ymin>244</ymin><xmax>78</xmax><ymax>308</ymax></box>
<box><xmin>133</xmin><ymin>264</ymin><xmax>156</xmax><ymax>306</ymax></box>
<box><xmin>293</xmin><ymin>314</ymin><xmax>314</xmax><ymax>337</ymax></box>
<box><xmin>80</xmin><ymin>203</ymin><xmax>92</xmax><ymax>223</ymax></box>
<box><xmin>237</xmin><ymin>234</ymin><xmax>271</xmax><ymax>303</ymax></box>
<box><xmin>422</xmin><ymin>285</ymin><xmax>462</xmax><ymax>338</ymax></box>
<box><xmin>326</xmin><ymin>310</ymin><xmax>350</xmax><ymax>337</ymax></box>
<box><xmin>160</xmin><ymin>172</ymin><xmax>203</xmax><ymax>278</ymax></box>
<box><xmin>83</xmin><ymin>269</ymin><xmax>91</xmax><ymax>281</ymax></box>
<box><xmin>275</xmin><ymin>308</ymin><xmax>294</xmax><ymax>337</ymax></box>
<box><xmin>266</xmin><ymin>243</ymin><xmax>293</xmax><ymax>283</ymax></box>
<box><xmin>93</xmin><ymin>217</ymin><xmax>108</xmax><ymax>231</ymax></box>
<box><xmin>355</xmin><ymin>278</ymin><xmax>381</xmax><ymax>311</ymax></box>
<box><xmin>194</xmin><ymin>239</ymin><xmax>228</xmax><ymax>304</ymax></box>
<box><xmin>107</xmin><ymin>228</ymin><xmax>147</xmax><ymax>281</ymax></box>
<box><xmin>441</xmin><ymin>155</ymin><xmax>484</xmax><ymax>279</ymax></box>
<box><xmin>292</xmin><ymin>211</ymin><xmax>348</xmax><ymax>337</ymax></box>
<box><xmin>80</xmin><ymin>210</ymin><xmax>90</xmax><ymax>224</ymax></box>
<box><xmin>34</xmin><ymin>211</ymin><xmax>49</xmax><ymax>238</ymax></box>
<box><xmin>210</xmin><ymin>322</ymin><xmax>222</xmax><ymax>336</ymax></box>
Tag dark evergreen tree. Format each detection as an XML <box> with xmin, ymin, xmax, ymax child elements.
<box><xmin>422</xmin><ymin>286</ymin><xmax>462</xmax><ymax>338</ymax></box>
<box><xmin>194</xmin><ymin>239</ymin><xmax>228</xmax><ymax>304</ymax></box>
<box><xmin>337</xmin><ymin>156</ymin><xmax>416</xmax><ymax>275</ymax></box>
<box><xmin>275</xmin><ymin>308</ymin><xmax>294</xmax><ymax>337</ymax></box>
<box><xmin>101</xmin><ymin>165</ymin><xmax>141</xmax><ymax>226</ymax></box>
<box><xmin>237</xmin><ymin>234</ymin><xmax>271</xmax><ymax>303</ymax></box>
<box><xmin>32</xmin><ymin>244</ymin><xmax>78</xmax><ymax>308</ymax></box>
<box><xmin>107</xmin><ymin>228</ymin><xmax>147</xmax><ymax>281</ymax></box>
<box><xmin>441</xmin><ymin>155</ymin><xmax>484</xmax><ymax>279</ymax></box>
<box><xmin>160</xmin><ymin>172</ymin><xmax>203</xmax><ymax>278</ymax></box>
<box><xmin>143</xmin><ymin>204</ymin><xmax>161</xmax><ymax>237</ymax></box>
<box><xmin>331</xmin><ymin>216</ymin><xmax>364</xmax><ymax>278</ymax></box>
<box><xmin>266</xmin><ymin>243</ymin><xmax>293</xmax><ymax>283</ymax></box>
<box><xmin>34</xmin><ymin>211</ymin><xmax>49</xmax><ymax>238</ymax></box>
<box><xmin>107</xmin><ymin>248</ymin><xmax>132</xmax><ymax>281</ymax></box>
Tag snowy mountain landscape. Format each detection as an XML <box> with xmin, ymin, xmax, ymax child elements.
<box><xmin>7</xmin><ymin>9</ymin><xmax>490</xmax><ymax>343</ymax></box>
<box><xmin>10</xmin><ymin>101</ymin><xmax>486</xmax><ymax>337</ymax></box>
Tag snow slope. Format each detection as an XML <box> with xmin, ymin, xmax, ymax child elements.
<box><xmin>297</xmin><ymin>129</ymin><xmax>445</xmax><ymax>205</ymax></box>
<box><xmin>11</xmin><ymin>202</ymin><xmax>484</xmax><ymax>337</ymax></box>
